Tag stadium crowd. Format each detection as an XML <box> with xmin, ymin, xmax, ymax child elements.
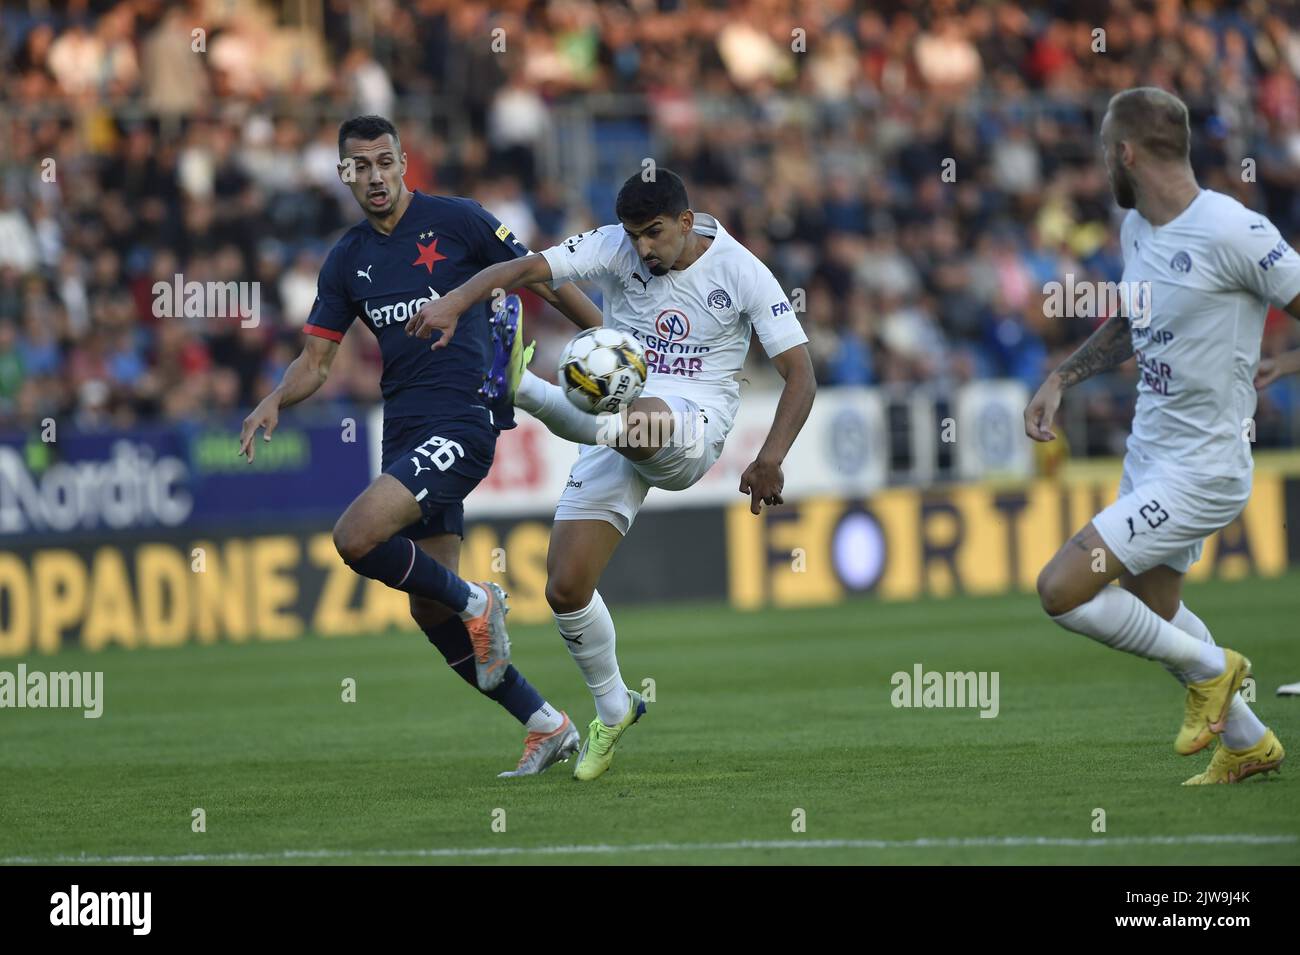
<box><xmin>1</xmin><ymin>0</ymin><xmax>1299</xmax><ymax>454</ymax></box>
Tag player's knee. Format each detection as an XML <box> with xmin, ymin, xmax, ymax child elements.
<box><xmin>1036</xmin><ymin>565</ymin><xmax>1077</xmax><ymax>617</ymax></box>
<box><xmin>332</xmin><ymin>518</ymin><xmax>375</xmax><ymax>566</ymax></box>
<box><xmin>546</xmin><ymin>576</ymin><xmax>593</xmax><ymax>615</ymax></box>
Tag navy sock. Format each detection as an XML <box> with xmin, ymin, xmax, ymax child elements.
<box><xmin>486</xmin><ymin>666</ymin><xmax>547</xmax><ymax>725</ymax></box>
<box><xmin>421</xmin><ymin>616</ymin><xmax>476</xmax><ymax>689</ymax></box>
<box><xmin>347</xmin><ymin>536</ymin><xmax>471</xmax><ymax>612</ymax></box>
<box><xmin>420</xmin><ymin>618</ymin><xmax>544</xmax><ymax>726</ymax></box>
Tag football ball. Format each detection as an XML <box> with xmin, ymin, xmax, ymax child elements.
<box><xmin>558</xmin><ymin>327</ymin><xmax>648</xmax><ymax>413</ymax></box>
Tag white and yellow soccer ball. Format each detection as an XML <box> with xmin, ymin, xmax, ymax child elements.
<box><xmin>558</xmin><ymin>326</ymin><xmax>648</xmax><ymax>413</ymax></box>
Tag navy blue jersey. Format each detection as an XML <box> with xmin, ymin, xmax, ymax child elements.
<box><xmin>305</xmin><ymin>191</ymin><xmax>530</xmax><ymax>421</ymax></box>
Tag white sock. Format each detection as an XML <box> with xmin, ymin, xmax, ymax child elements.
<box><xmin>458</xmin><ymin>582</ymin><xmax>488</xmax><ymax>621</ymax></box>
<box><xmin>1050</xmin><ymin>585</ymin><xmax>1225</xmax><ymax>680</ymax></box>
<box><xmin>525</xmin><ymin>701</ymin><xmax>565</xmax><ymax>734</ymax></box>
<box><xmin>1171</xmin><ymin>602</ymin><xmax>1268</xmax><ymax>750</ymax></box>
<box><xmin>516</xmin><ymin>370</ymin><xmax>624</xmax><ymax>446</ymax></box>
<box><xmin>554</xmin><ymin>589</ymin><xmax>629</xmax><ymax>726</ymax></box>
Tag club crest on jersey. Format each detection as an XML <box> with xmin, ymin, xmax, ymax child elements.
<box><xmin>1170</xmin><ymin>251</ymin><xmax>1192</xmax><ymax>273</ymax></box>
<box><xmin>654</xmin><ymin>309</ymin><xmax>691</xmax><ymax>343</ymax></box>
<box><xmin>707</xmin><ymin>288</ymin><xmax>732</xmax><ymax>309</ymax></box>
<box><xmin>412</xmin><ymin>236</ymin><xmax>447</xmax><ymax>273</ymax></box>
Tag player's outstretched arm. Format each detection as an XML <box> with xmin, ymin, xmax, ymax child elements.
<box><xmin>407</xmin><ymin>253</ymin><xmax>555</xmax><ymax>349</ymax></box>
<box><xmin>739</xmin><ymin>344</ymin><xmax>816</xmax><ymax>515</ymax></box>
<box><xmin>238</xmin><ymin>335</ymin><xmax>339</xmax><ymax>462</ymax></box>
<box><xmin>1024</xmin><ymin>312</ymin><xmax>1134</xmax><ymax>442</ymax></box>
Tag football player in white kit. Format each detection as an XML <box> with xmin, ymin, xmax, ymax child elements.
<box><xmin>408</xmin><ymin>169</ymin><xmax>816</xmax><ymax>779</ymax></box>
<box><xmin>1026</xmin><ymin>87</ymin><xmax>1298</xmax><ymax>784</ymax></box>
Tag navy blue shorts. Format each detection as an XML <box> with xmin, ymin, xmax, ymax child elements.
<box><xmin>382</xmin><ymin>412</ymin><xmax>498</xmax><ymax>540</ymax></box>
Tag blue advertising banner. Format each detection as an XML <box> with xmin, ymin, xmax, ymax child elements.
<box><xmin>0</xmin><ymin>416</ymin><xmax>372</xmax><ymax>538</ymax></box>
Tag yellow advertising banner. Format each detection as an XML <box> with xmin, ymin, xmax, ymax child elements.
<box><xmin>727</xmin><ymin>472</ymin><xmax>1288</xmax><ymax>609</ymax></box>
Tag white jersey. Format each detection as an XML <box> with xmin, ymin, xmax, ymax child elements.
<box><xmin>540</xmin><ymin>213</ymin><xmax>807</xmax><ymax>431</ymax></box>
<box><xmin>1119</xmin><ymin>189</ymin><xmax>1300</xmax><ymax>480</ymax></box>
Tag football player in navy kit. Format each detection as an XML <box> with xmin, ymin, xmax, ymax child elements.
<box><xmin>239</xmin><ymin>116</ymin><xmax>602</xmax><ymax>776</ymax></box>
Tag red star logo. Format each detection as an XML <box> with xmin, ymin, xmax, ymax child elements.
<box><xmin>412</xmin><ymin>237</ymin><xmax>447</xmax><ymax>273</ymax></box>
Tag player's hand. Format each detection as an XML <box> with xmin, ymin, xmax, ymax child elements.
<box><xmin>407</xmin><ymin>293</ymin><xmax>464</xmax><ymax>350</ymax></box>
<box><xmin>238</xmin><ymin>397</ymin><xmax>279</xmax><ymax>463</ymax></box>
<box><xmin>1254</xmin><ymin>357</ymin><xmax>1282</xmax><ymax>390</ymax></box>
<box><xmin>739</xmin><ymin>456</ymin><xmax>784</xmax><ymax>515</ymax></box>
<box><xmin>1024</xmin><ymin>374</ymin><xmax>1063</xmax><ymax>442</ymax></box>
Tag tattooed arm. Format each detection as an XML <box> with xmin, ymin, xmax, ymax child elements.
<box><xmin>1054</xmin><ymin>313</ymin><xmax>1135</xmax><ymax>387</ymax></box>
<box><xmin>1024</xmin><ymin>313</ymin><xmax>1134</xmax><ymax>442</ymax></box>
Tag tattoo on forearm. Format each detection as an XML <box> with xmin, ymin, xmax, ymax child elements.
<box><xmin>1055</xmin><ymin>313</ymin><xmax>1133</xmax><ymax>387</ymax></box>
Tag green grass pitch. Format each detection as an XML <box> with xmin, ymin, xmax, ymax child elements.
<box><xmin>3</xmin><ymin>572</ymin><xmax>1297</xmax><ymax>865</ymax></box>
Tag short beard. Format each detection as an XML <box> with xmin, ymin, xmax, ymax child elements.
<box><xmin>1111</xmin><ymin>165</ymin><xmax>1137</xmax><ymax>209</ymax></box>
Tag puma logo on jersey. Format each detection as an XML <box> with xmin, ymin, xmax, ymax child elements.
<box><xmin>411</xmin><ymin>457</ymin><xmax>431</xmax><ymax>477</ymax></box>
<box><xmin>357</xmin><ymin>264</ymin><xmax>374</xmax><ymax>282</ymax></box>
<box><xmin>631</xmin><ymin>271</ymin><xmax>649</xmax><ymax>291</ymax></box>
<box><xmin>1127</xmin><ymin>517</ymin><xmax>1140</xmax><ymax>542</ymax></box>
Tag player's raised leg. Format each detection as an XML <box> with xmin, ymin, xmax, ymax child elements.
<box><xmin>514</xmin><ymin>366</ymin><xmax>630</xmax><ymax>447</ymax></box>
<box><xmin>407</xmin><ymin>535</ymin><xmax>578</xmax><ymax>777</ymax></box>
<box><xmin>491</xmin><ymin>298</ymin><xmax>686</xmax><ymax>458</ymax></box>
<box><xmin>1037</xmin><ymin>522</ymin><xmax>1249</xmax><ymax>755</ymax></box>
<box><xmin>546</xmin><ymin>517</ymin><xmax>646</xmax><ymax>781</ymax></box>
<box><xmin>333</xmin><ymin>474</ymin><xmax>511</xmax><ymax>690</ymax></box>
<box><xmin>517</xmin><ymin>361</ymin><xmax>692</xmax><ymax>466</ymax></box>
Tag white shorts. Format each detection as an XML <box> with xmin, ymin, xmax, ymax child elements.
<box><xmin>1092</xmin><ymin>450</ymin><xmax>1251</xmax><ymax>575</ymax></box>
<box><xmin>554</xmin><ymin>396</ymin><xmax>727</xmax><ymax>535</ymax></box>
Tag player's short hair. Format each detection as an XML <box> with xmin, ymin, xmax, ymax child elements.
<box><xmin>1106</xmin><ymin>87</ymin><xmax>1190</xmax><ymax>161</ymax></box>
<box><xmin>338</xmin><ymin>115</ymin><xmax>400</xmax><ymax>156</ymax></box>
<box><xmin>615</xmin><ymin>168</ymin><xmax>689</xmax><ymax>223</ymax></box>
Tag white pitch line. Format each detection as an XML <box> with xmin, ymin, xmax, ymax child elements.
<box><xmin>3</xmin><ymin>834</ymin><xmax>1296</xmax><ymax>865</ymax></box>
